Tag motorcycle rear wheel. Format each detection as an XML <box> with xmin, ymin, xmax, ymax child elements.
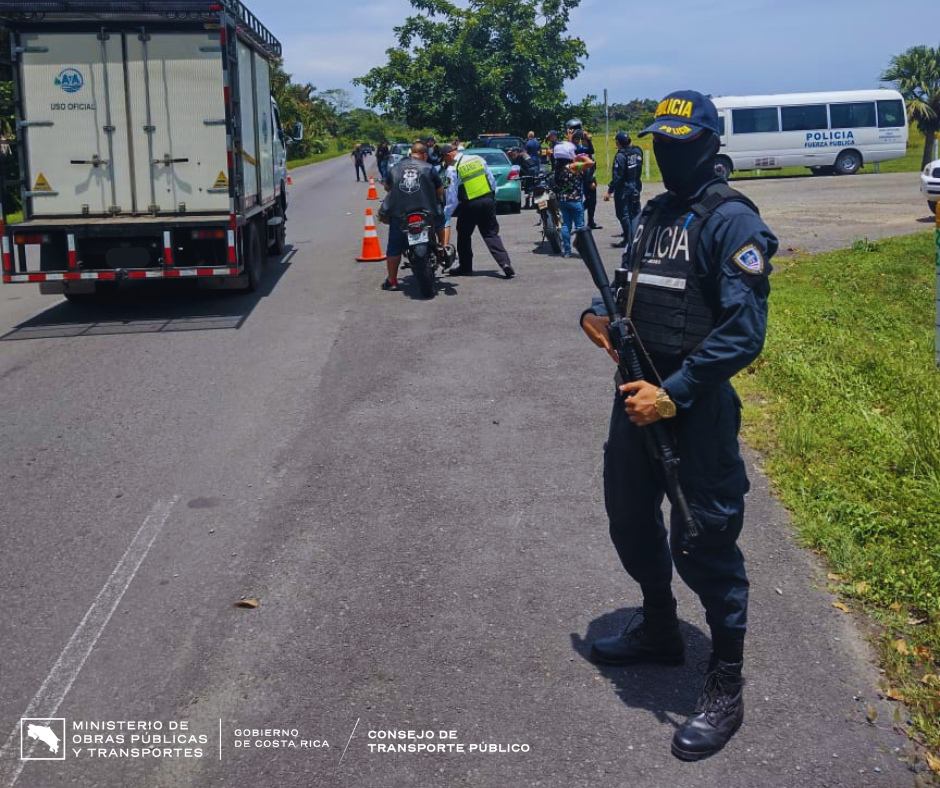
<box><xmin>542</xmin><ymin>211</ymin><xmax>562</xmax><ymax>254</ymax></box>
<box><xmin>411</xmin><ymin>254</ymin><xmax>436</xmax><ymax>299</ymax></box>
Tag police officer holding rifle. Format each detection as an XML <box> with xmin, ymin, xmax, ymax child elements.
<box><xmin>576</xmin><ymin>90</ymin><xmax>776</xmax><ymax>761</ymax></box>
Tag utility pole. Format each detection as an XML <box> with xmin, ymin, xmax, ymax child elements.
<box><xmin>604</xmin><ymin>89</ymin><xmax>610</xmax><ymax>178</ymax></box>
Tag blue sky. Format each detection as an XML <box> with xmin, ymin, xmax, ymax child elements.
<box><xmin>261</xmin><ymin>0</ymin><xmax>934</xmax><ymax>110</ymax></box>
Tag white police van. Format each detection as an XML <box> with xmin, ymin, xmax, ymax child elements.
<box><xmin>711</xmin><ymin>89</ymin><xmax>907</xmax><ymax>177</ymax></box>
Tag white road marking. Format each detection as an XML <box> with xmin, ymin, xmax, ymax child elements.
<box><xmin>0</xmin><ymin>496</ymin><xmax>179</xmax><ymax>787</ymax></box>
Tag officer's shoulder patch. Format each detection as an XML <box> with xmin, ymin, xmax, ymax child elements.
<box><xmin>732</xmin><ymin>243</ymin><xmax>765</xmax><ymax>275</ymax></box>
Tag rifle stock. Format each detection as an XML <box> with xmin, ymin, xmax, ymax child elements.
<box><xmin>573</xmin><ymin>228</ymin><xmax>700</xmax><ymax>545</ymax></box>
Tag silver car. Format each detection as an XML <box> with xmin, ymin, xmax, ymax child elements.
<box><xmin>388</xmin><ymin>143</ymin><xmax>411</xmax><ymax>169</ymax></box>
<box><xmin>921</xmin><ymin>159</ymin><xmax>940</xmax><ymax>215</ymax></box>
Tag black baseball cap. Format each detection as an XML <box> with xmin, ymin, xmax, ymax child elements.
<box><xmin>639</xmin><ymin>90</ymin><xmax>719</xmax><ymax>140</ymax></box>
<box><xmin>615</xmin><ymin>131</ymin><xmax>630</xmax><ymax>144</ymax></box>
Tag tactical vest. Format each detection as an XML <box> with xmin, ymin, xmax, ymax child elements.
<box><xmin>621</xmin><ymin>182</ymin><xmax>759</xmax><ymax>359</ymax></box>
<box><xmin>455</xmin><ymin>155</ymin><xmax>493</xmax><ymax>201</ymax></box>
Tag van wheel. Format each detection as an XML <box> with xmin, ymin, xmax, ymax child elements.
<box><xmin>834</xmin><ymin>150</ymin><xmax>862</xmax><ymax>175</ymax></box>
<box><xmin>714</xmin><ymin>156</ymin><xmax>733</xmax><ymax>179</ymax></box>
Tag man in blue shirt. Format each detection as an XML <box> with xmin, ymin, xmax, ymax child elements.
<box><xmin>580</xmin><ymin>90</ymin><xmax>777</xmax><ymax>762</ymax></box>
<box><xmin>524</xmin><ymin>131</ymin><xmax>542</xmax><ymax>168</ymax></box>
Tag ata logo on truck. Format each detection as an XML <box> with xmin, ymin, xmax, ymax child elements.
<box><xmin>54</xmin><ymin>68</ymin><xmax>84</xmax><ymax>94</ymax></box>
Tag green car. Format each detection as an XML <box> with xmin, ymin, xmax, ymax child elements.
<box><xmin>458</xmin><ymin>148</ymin><xmax>522</xmax><ymax>214</ymax></box>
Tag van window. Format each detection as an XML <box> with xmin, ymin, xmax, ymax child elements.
<box><xmin>717</xmin><ymin>116</ymin><xmax>725</xmax><ymax>136</ymax></box>
<box><xmin>877</xmin><ymin>99</ymin><xmax>905</xmax><ymax>128</ymax></box>
<box><xmin>780</xmin><ymin>104</ymin><xmax>828</xmax><ymax>132</ymax></box>
<box><xmin>731</xmin><ymin>107</ymin><xmax>779</xmax><ymax>134</ymax></box>
<box><xmin>830</xmin><ymin>102</ymin><xmax>876</xmax><ymax>129</ymax></box>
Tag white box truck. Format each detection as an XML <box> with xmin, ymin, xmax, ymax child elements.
<box><xmin>0</xmin><ymin>0</ymin><xmax>299</xmax><ymax>299</ymax></box>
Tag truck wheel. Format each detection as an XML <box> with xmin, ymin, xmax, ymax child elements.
<box><xmin>834</xmin><ymin>150</ymin><xmax>862</xmax><ymax>175</ymax></box>
<box><xmin>714</xmin><ymin>156</ymin><xmax>733</xmax><ymax>179</ymax></box>
<box><xmin>928</xmin><ymin>200</ymin><xmax>937</xmax><ymax>216</ymax></box>
<box><xmin>269</xmin><ymin>204</ymin><xmax>286</xmax><ymax>257</ymax></box>
<box><xmin>245</xmin><ymin>224</ymin><xmax>265</xmax><ymax>292</ymax></box>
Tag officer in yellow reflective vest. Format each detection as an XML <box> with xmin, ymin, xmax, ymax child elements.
<box><xmin>441</xmin><ymin>147</ymin><xmax>515</xmax><ymax>279</ymax></box>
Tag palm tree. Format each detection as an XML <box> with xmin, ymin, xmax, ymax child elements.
<box><xmin>881</xmin><ymin>45</ymin><xmax>940</xmax><ymax>168</ymax></box>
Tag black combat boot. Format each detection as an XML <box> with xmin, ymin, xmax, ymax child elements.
<box><xmin>589</xmin><ymin>600</ymin><xmax>684</xmax><ymax>666</ymax></box>
<box><xmin>671</xmin><ymin>658</ymin><xmax>744</xmax><ymax>761</ymax></box>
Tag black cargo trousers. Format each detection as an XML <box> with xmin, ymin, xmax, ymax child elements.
<box><xmin>602</xmin><ymin>379</ymin><xmax>750</xmax><ymax>643</ymax></box>
<box><xmin>455</xmin><ymin>194</ymin><xmax>512</xmax><ymax>273</ymax></box>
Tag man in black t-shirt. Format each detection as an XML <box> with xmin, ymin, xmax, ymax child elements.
<box><xmin>351</xmin><ymin>143</ymin><xmax>368</xmax><ymax>181</ymax></box>
<box><xmin>378</xmin><ymin>142</ymin><xmax>444</xmax><ymax>291</ymax></box>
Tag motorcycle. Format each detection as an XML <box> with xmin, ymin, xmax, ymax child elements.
<box><xmin>401</xmin><ymin>210</ymin><xmax>453</xmax><ymax>298</ymax></box>
<box><xmin>525</xmin><ymin>173</ymin><xmax>562</xmax><ymax>255</ymax></box>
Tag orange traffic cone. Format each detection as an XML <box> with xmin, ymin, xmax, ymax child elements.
<box><xmin>366</xmin><ymin>176</ymin><xmax>379</xmax><ymax>201</ymax></box>
<box><xmin>286</xmin><ymin>172</ymin><xmax>293</xmax><ymax>186</ymax></box>
<box><xmin>355</xmin><ymin>209</ymin><xmax>386</xmax><ymax>262</ymax></box>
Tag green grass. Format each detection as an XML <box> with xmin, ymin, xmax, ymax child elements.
<box><xmin>287</xmin><ymin>138</ymin><xmax>347</xmax><ymax>169</ymax></box>
<box><xmin>734</xmin><ymin>231</ymin><xmax>940</xmax><ymax>755</ymax></box>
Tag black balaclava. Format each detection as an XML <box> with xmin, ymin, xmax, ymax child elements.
<box><xmin>653</xmin><ymin>131</ymin><xmax>720</xmax><ymax>199</ymax></box>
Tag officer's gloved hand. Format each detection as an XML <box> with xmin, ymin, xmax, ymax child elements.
<box><xmin>580</xmin><ymin>314</ymin><xmax>619</xmax><ymax>364</ymax></box>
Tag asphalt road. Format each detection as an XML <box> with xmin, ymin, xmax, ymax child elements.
<box><xmin>0</xmin><ymin>159</ymin><xmax>932</xmax><ymax>788</ymax></box>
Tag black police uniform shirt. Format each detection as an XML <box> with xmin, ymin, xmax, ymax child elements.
<box><xmin>608</xmin><ymin>146</ymin><xmax>643</xmax><ymax>195</ymax></box>
<box><xmin>583</xmin><ymin>177</ymin><xmax>777</xmax><ymax>409</ymax></box>
<box><xmin>626</xmin><ymin>146</ymin><xmax>643</xmax><ymax>186</ymax></box>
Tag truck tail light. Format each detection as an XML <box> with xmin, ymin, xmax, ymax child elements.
<box><xmin>13</xmin><ymin>233</ymin><xmax>51</xmax><ymax>245</ymax></box>
<box><xmin>191</xmin><ymin>229</ymin><xmax>226</xmax><ymax>240</ymax></box>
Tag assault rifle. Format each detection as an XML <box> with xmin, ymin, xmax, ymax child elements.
<box><xmin>573</xmin><ymin>228</ymin><xmax>700</xmax><ymax>548</ymax></box>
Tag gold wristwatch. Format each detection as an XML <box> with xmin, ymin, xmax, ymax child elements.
<box><xmin>655</xmin><ymin>387</ymin><xmax>677</xmax><ymax>419</ymax></box>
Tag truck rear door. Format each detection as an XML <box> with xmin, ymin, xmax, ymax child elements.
<box><xmin>20</xmin><ymin>31</ymin><xmax>133</xmax><ymax>217</ymax></box>
<box><xmin>125</xmin><ymin>31</ymin><xmax>228</xmax><ymax>215</ymax></box>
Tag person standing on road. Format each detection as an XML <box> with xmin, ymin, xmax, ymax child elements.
<box><xmin>508</xmin><ymin>146</ymin><xmax>539</xmax><ymax>209</ymax></box>
<box><xmin>552</xmin><ymin>141</ymin><xmax>593</xmax><ymax>257</ymax></box>
<box><xmin>375</xmin><ymin>140</ymin><xmax>390</xmax><ymax>181</ymax></box>
<box><xmin>426</xmin><ymin>136</ymin><xmax>442</xmax><ymax>167</ymax></box>
<box><xmin>524</xmin><ymin>131</ymin><xmax>542</xmax><ymax>170</ymax></box>
<box><xmin>442</xmin><ymin>146</ymin><xmax>516</xmax><ymax>279</ymax></box>
<box><xmin>579</xmin><ymin>90</ymin><xmax>777</xmax><ymax>762</ymax></box>
<box><xmin>604</xmin><ymin>132</ymin><xmax>643</xmax><ymax>249</ymax></box>
<box><xmin>351</xmin><ymin>143</ymin><xmax>368</xmax><ymax>182</ymax></box>
<box><xmin>572</xmin><ymin>127</ymin><xmax>601</xmax><ymax>230</ymax></box>
<box><xmin>545</xmin><ymin>129</ymin><xmax>559</xmax><ymax>168</ymax></box>
<box><xmin>377</xmin><ymin>142</ymin><xmax>444</xmax><ymax>291</ymax></box>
